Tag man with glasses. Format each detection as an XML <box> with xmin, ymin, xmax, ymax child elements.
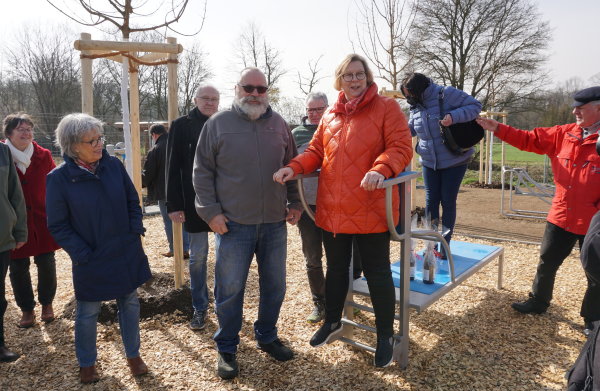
<box><xmin>166</xmin><ymin>83</ymin><xmax>220</xmax><ymax>331</ymax></box>
<box><xmin>291</xmin><ymin>92</ymin><xmax>329</xmax><ymax>323</ymax></box>
<box><xmin>477</xmin><ymin>86</ymin><xmax>600</xmax><ymax>336</ymax></box>
<box><xmin>193</xmin><ymin>67</ymin><xmax>302</xmax><ymax>380</ymax></box>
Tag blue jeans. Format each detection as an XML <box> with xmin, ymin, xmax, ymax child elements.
<box><xmin>213</xmin><ymin>221</ymin><xmax>287</xmax><ymax>353</ymax></box>
<box><xmin>158</xmin><ymin>200</ymin><xmax>190</xmax><ymax>253</ymax></box>
<box><xmin>422</xmin><ymin>163</ymin><xmax>468</xmax><ymax>242</ymax></box>
<box><xmin>189</xmin><ymin>231</ymin><xmax>209</xmax><ymax>312</ymax></box>
<box><xmin>75</xmin><ymin>290</ymin><xmax>140</xmax><ymax>367</ymax></box>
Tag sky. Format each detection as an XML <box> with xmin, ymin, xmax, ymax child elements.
<box><xmin>1</xmin><ymin>0</ymin><xmax>598</xmax><ymax>109</ymax></box>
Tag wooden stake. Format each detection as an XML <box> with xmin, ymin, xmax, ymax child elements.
<box><xmin>80</xmin><ymin>33</ymin><xmax>94</xmax><ymax>114</ymax></box>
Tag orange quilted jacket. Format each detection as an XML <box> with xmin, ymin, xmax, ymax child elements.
<box><xmin>287</xmin><ymin>84</ymin><xmax>413</xmax><ymax>234</ymax></box>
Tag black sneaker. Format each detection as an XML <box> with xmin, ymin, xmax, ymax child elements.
<box><xmin>511</xmin><ymin>295</ymin><xmax>548</xmax><ymax>314</ymax></box>
<box><xmin>309</xmin><ymin>321</ymin><xmax>343</xmax><ymax>347</ymax></box>
<box><xmin>217</xmin><ymin>351</ymin><xmax>238</xmax><ymax>380</ymax></box>
<box><xmin>189</xmin><ymin>310</ymin><xmax>206</xmax><ymax>330</ymax></box>
<box><xmin>374</xmin><ymin>336</ymin><xmax>395</xmax><ymax>368</ymax></box>
<box><xmin>257</xmin><ymin>338</ymin><xmax>294</xmax><ymax>361</ymax></box>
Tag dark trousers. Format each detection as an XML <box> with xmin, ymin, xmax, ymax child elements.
<box><xmin>532</xmin><ymin>222</ymin><xmax>584</xmax><ymax>305</ymax></box>
<box><xmin>1</xmin><ymin>251</ymin><xmax>9</xmax><ymax>346</ymax></box>
<box><xmin>322</xmin><ymin>231</ymin><xmax>395</xmax><ymax>337</ymax></box>
<box><xmin>9</xmin><ymin>252</ymin><xmax>57</xmax><ymax>312</ymax></box>
<box><xmin>422</xmin><ymin>163</ymin><xmax>468</xmax><ymax>243</ymax></box>
<box><xmin>581</xmin><ymin>268</ymin><xmax>600</xmax><ymax>323</ymax></box>
<box><xmin>297</xmin><ymin>206</ymin><xmax>325</xmax><ymax>306</ymax></box>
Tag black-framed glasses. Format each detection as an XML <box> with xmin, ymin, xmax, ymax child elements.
<box><xmin>341</xmin><ymin>72</ymin><xmax>366</xmax><ymax>82</ymax></box>
<box><xmin>307</xmin><ymin>106</ymin><xmax>327</xmax><ymax>114</ymax></box>
<box><xmin>81</xmin><ymin>136</ymin><xmax>105</xmax><ymax>148</ymax></box>
<box><xmin>238</xmin><ymin>84</ymin><xmax>269</xmax><ymax>94</ymax></box>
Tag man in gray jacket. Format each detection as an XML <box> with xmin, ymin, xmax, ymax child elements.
<box><xmin>193</xmin><ymin>67</ymin><xmax>302</xmax><ymax>380</ymax></box>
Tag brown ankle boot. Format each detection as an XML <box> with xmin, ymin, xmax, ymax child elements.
<box><xmin>127</xmin><ymin>356</ymin><xmax>149</xmax><ymax>376</ymax></box>
<box><xmin>79</xmin><ymin>365</ymin><xmax>99</xmax><ymax>383</ymax></box>
<box><xmin>41</xmin><ymin>304</ymin><xmax>55</xmax><ymax>323</ymax></box>
<box><xmin>17</xmin><ymin>310</ymin><xmax>35</xmax><ymax>328</ymax></box>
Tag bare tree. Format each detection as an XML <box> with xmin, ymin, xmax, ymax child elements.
<box><xmin>4</xmin><ymin>25</ymin><xmax>80</xmax><ymax>138</ymax></box>
<box><xmin>178</xmin><ymin>43</ymin><xmax>213</xmax><ymax>114</ymax></box>
<box><xmin>590</xmin><ymin>73</ymin><xmax>600</xmax><ymax>85</ymax></box>
<box><xmin>296</xmin><ymin>55</ymin><xmax>326</xmax><ymax>95</ymax></box>
<box><xmin>352</xmin><ymin>0</ymin><xmax>415</xmax><ymax>90</ymax></box>
<box><xmin>46</xmin><ymin>0</ymin><xmax>206</xmax><ymax>39</ymax></box>
<box><xmin>406</xmin><ymin>0</ymin><xmax>551</xmax><ymax>109</ymax></box>
<box><xmin>272</xmin><ymin>96</ymin><xmax>305</xmax><ymax>125</ymax></box>
<box><xmin>236</xmin><ymin>22</ymin><xmax>286</xmax><ymax>104</ymax></box>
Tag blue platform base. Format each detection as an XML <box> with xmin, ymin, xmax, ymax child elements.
<box><xmin>388</xmin><ymin>241</ymin><xmax>501</xmax><ymax>295</ymax></box>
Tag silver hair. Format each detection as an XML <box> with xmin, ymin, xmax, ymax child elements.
<box><xmin>194</xmin><ymin>83</ymin><xmax>219</xmax><ymax>98</ymax></box>
<box><xmin>305</xmin><ymin>91</ymin><xmax>328</xmax><ymax>106</ymax></box>
<box><xmin>54</xmin><ymin>113</ymin><xmax>104</xmax><ymax>158</ymax></box>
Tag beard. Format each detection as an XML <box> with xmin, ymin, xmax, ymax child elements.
<box><xmin>235</xmin><ymin>95</ymin><xmax>269</xmax><ymax>120</ymax></box>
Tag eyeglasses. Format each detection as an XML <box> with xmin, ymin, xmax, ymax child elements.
<box><xmin>197</xmin><ymin>96</ymin><xmax>219</xmax><ymax>103</ymax></box>
<box><xmin>341</xmin><ymin>72</ymin><xmax>366</xmax><ymax>82</ymax></box>
<box><xmin>307</xmin><ymin>106</ymin><xmax>327</xmax><ymax>114</ymax></box>
<box><xmin>238</xmin><ymin>84</ymin><xmax>269</xmax><ymax>94</ymax></box>
<box><xmin>14</xmin><ymin>126</ymin><xmax>34</xmax><ymax>133</ymax></box>
<box><xmin>80</xmin><ymin>136</ymin><xmax>105</xmax><ymax>148</ymax></box>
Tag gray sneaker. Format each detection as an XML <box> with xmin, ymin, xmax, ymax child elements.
<box><xmin>189</xmin><ymin>310</ymin><xmax>206</xmax><ymax>330</ymax></box>
<box><xmin>306</xmin><ymin>305</ymin><xmax>325</xmax><ymax>323</ymax></box>
<box><xmin>217</xmin><ymin>351</ymin><xmax>238</xmax><ymax>380</ymax></box>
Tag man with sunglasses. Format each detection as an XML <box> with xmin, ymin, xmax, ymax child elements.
<box><xmin>193</xmin><ymin>67</ymin><xmax>302</xmax><ymax>380</ymax></box>
<box><xmin>166</xmin><ymin>84</ymin><xmax>220</xmax><ymax>332</ymax></box>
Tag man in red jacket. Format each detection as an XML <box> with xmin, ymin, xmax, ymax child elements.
<box><xmin>477</xmin><ymin>86</ymin><xmax>600</xmax><ymax>334</ymax></box>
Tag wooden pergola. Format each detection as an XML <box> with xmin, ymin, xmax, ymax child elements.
<box><xmin>74</xmin><ymin>33</ymin><xmax>186</xmax><ymax>287</ymax></box>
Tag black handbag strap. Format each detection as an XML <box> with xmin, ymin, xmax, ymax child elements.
<box><xmin>437</xmin><ymin>88</ymin><xmax>446</xmax><ymax>118</ymax></box>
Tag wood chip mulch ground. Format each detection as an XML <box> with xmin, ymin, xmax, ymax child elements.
<box><xmin>0</xmin><ymin>213</ymin><xmax>589</xmax><ymax>391</ymax></box>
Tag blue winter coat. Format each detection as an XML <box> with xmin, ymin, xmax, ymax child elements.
<box><xmin>409</xmin><ymin>82</ymin><xmax>482</xmax><ymax>170</ymax></box>
<box><xmin>46</xmin><ymin>150</ymin><xmax>151</xmax><ymax>301</ymax></box>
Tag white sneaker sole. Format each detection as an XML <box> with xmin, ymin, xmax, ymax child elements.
<box><xmin>312</xmin><ymin>324</ymin><xmax>344</xmax><ymax>347</ymax></box>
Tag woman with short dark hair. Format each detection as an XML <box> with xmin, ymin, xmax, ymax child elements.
<box><xmin>3</xmin><ymin>113</ymin><xmax>60</xmax><ymax>329</ymax></box>
<box><xmin>401</xmin><ymin>72</ymin><xmax>482</xmax><ymax>255</ymax></box>
<box><xmin>46</xmin><ymin>113</ymin><xmax>152</xmax><ymax>383</ymax></box>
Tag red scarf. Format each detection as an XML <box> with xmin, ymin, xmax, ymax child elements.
<box><xmin>332</xmin><ymin>83</ymin><xmax>378</xmax><ymax>116</ymax></box>
<box><xmin>75</xmin><ymin>158</ymin><xmax>99</xmax><ymax>174</ymax></box>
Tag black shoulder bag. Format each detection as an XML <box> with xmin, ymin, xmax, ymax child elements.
<box><xmin>567</xmin><ymin>321</ymin><xmax>600</xmax><ymax>391</ymax></box>
<box><xmin>437</xmin><ymin>88</ymin><xmax>484</xmax><ymax>155</ymax></box>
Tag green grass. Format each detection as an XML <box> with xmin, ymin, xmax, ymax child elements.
<box><xmin>487</xmin><ymin>143</ymin><xmax>546</xmax><ymax>164</ymax></box>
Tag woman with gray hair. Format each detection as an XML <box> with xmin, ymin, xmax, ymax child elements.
<box><xmin>46</xmin><ymin>113</ymin><xmax>152</xmax><ymax>383</ymax></box>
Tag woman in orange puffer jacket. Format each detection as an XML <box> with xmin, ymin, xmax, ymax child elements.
<box><xmin>274</xmin><ymin>54</ymin><xmax>413</xmax><ymax>367</ymax></box>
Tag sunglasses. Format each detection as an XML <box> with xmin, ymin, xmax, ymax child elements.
<box><xmin>238</xmin><ymin>84</ymin><xmax>269</xmax><ymax>94</ymax></box>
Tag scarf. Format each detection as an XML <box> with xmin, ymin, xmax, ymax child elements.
<box><xmin>5</xmin><ymin>139</ymin><xmax>33</xmax><ymax>174</ymax></box>
<box><xmin>332</xmin><ymin>83</ymin><xmax>378</xmax><ymax>116</ymax></box>
<box><xmin>75</xmin><ymin>158</ymin><xmax>100</xmax><ymax>174</ymax></box>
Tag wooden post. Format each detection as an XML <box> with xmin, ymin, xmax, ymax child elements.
<box><xmin>479</xmin><ymin>138</ymin><xmax>484</xmax><ymax>184</ymax></box>
<box><xmin>167</xmin><ymin>37</ymin><xmax>184</xmax><ymax>289</ymax></box>
<box><xmin>128</xmin><ymin>63</ymin><xmax>143</xmax><ymax>209</ymax></box>
<box><xmin>80</xmin><ymin>33</ymin><xmax>94</xmax><ymax>114</ymax></box>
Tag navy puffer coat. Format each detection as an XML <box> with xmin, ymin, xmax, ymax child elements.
<box><xmin>46</xmin><ymin>150</ymin><xmax>151</xmax><ymax>301</ymax></box>
<box><xmin>409</xmin><ymin>82</ymin><xmax>482</xmax><ymax>170</ymax></box>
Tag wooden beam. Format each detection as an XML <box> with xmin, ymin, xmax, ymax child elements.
<box><xmin>74</xmin><ymin>39</ymin><xmax>183</xmax><ymax>54</ymax></box>
<box><xmin>138</xmin><ymin>52</ymin><xmax>170</xmax><ymax>62</ymax></box>
<box><xmin>129</xmin><ymin>65</ymin><xmax>143</xmax><ymax>211</ymax></box>
<box><xmin>166</xmin><ymin>37</ymin><xmax>184</xmax><ymax>289</ymax></box>
<box><xmin>80</xmin><ymin>33</ymin><xmax>94</xmax><ymax>115</ymax></box>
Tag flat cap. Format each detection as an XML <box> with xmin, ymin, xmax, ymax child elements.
<box><xmin>572</xmin><ymin>86</ymin><xmax>600</xmax><ymax>107</ymax></box>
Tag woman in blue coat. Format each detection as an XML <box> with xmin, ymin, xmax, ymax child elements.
<box><xmin>46</xmin><ymin>113</ymin><xmax>152</xmax><ymax>383</ymax></box>
<box><xmin>401</xmin><ymin>73</ymin><xmax>482</xmax><ymax>254</ymax></box>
